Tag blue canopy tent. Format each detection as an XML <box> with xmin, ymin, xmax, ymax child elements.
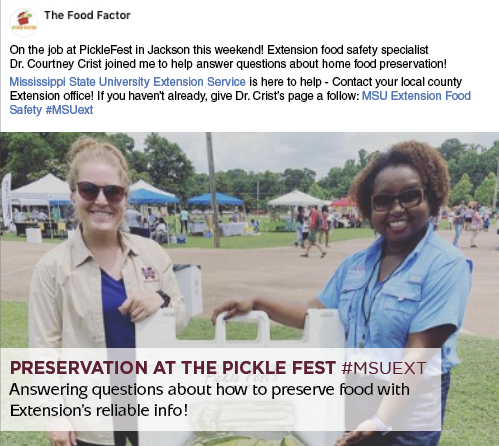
<box><xmin>186</xmin><ymin>192</ymin><xmax>243</xmax><ymax>206</ymax></box>
<box><xmin>128</xmin><ymin>188</ymin><xmax>179</xmax><ymax>204</ymax></box>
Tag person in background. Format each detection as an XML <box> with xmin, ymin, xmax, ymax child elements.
<box><xmin>180</xmin><ymin>208</ymin><xmax>190</xmax><ymax>234</ymax></box>
<box><xmin>125</xmin><ymin>204</ymin><xmax>141</xmax><ymax>233</ymax></box>
<box><xmin>250</xmin><ymin>219</ymin><xmax>260</xmax><ymax>233</ymax></box>
<box><xmin>301</xmin><ymin>205</ymin><xmax>327</xmax><ymax>258</ymax></box>
<box><xmin>213</xmin><ymin>141</ymin><xmax>471</xmax><ymax>446</ymax></box>
<box><xmin>481</xmin><ymin>208</ymin><xmax>490</xmax><ymax>232</ymax></box>
<box><xmin>51</xmin><ymin>206</ymin><xmax>61</xmax><ymax>223</ymax></box>
<box><xmin>318</xmin><ymin>204</ymin><xmax>331</xmax><ymax>248</ymax></box>
<box><xmin>464</xmin><ymin>205</ymin><xmax>474</xmax><ymax>231</ymax></box>
<box><xmin>469</xmin><ymin>204</ymin><xmax>482</xmax><ymax>248</ymax></box>
<box><xmin>29</xmin><ymin>137</ymin><xmax>189</xmax><ymax>446</ymax></box>
<box><xmin>453</xmin><ymin>202</ymin><xmax>466</xmax><ymax>247</ymax></box>
<box><xmin>301</xmin><ymin>215</ymin><xmax>310</xmax><ymax>247</ymax></box>
<box><xmin>294</xmin><ymin>205</ymin><xmax>305</xmax><ymax>248</ymax></box>
<box><xmin>38</xmin><ymin>209</ymin><xmax>48</xmax><ymax>221</ymax></box>
<box><xmin>148</xmin><ymin>208</ymin><xmax>158</xmax><ymax>230</ymax></box>
<box><xmin>429</xmin><ymin>213</ymin><xmax>439</xmax><ymax>230</ymax></box>
<box><xmin>447</xmin><ymin>208</ymin><xmax>455</xmax><ymax>230</ymax></box>
<box><xmin>14</xmin><ymin>208</ymin><xmax>27</xmax><ymax>223</ymax></box>
<box><xmin>152</xmin><ymin>217</ymin><xmax>169</xmax><ymax>243</ymax></box>
<box><xmin>232</xmin><ymin>209</ymin><xmax>239</xmax><ymax>223</ymax></box>
<box><xmin>31</xmin><ymin>207</ymin><xmax>40</xmax><ymax>221</ymax></box>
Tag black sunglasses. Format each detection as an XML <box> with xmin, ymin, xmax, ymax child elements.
<box><xmin>76</xmin><ymin>182</ymin><xmax>125</xmax><ymax>204</ymax></box>
<box><xmin>371</xmin><ymin>188</ymin><xmax>425</xmax><ymax>212</ymax></box>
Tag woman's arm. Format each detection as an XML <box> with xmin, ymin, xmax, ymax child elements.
<box><xmin>335</xmin><ymin>324</ymin><xmax>455</xmax><ymax>446</ymax></box>
<box><xmin>212</xmin><ymin>296</ymin><xmax>325</xmax><ymax>329</ymax></box>
<box><xmin>29</xmin><ymin>261</ymin><xmax>77</xmax><ymax>446</ymax></box>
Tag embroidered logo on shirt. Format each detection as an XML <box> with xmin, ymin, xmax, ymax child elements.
<box><xmin>141</xmin><ymin>267</ymin><xmax>156</xmax><ymax>280</ymax></box>
<box><xmin>409</xmin><ymin>275</ymin><xmax>422</xmax><ymax>284</ymax></box>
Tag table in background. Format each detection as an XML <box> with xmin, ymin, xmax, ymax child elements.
<box><xmin>15</xmin><ymin>221</ymin><xmax>67</xmax><ymax>238</ymax></box>
<box><xmin>188</xmin><ymin>221</ymin><xmax>208</xmax><ymax>235</ymax></box>
<box><xmin>219</xmin><ymin>222</ymin><xmax>246</xmax><ymax>236</ymax></box>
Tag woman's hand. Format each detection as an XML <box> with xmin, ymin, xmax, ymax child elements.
<box><xmin>47</xmin><ymin>430</ymin><xmax>76</xmax><ymax>446</ymax></box>
<box><xmin>118</xmin><ymin>290</ymin><xmax>163</xmax><ymax>322</ymax></box>
<box><xmin>211</xmin><ymin>297</ymin><xmax>255</xmax><ymax>325</ymax></box>
<box><xmin>335</xmin><ymin>419</ymin><xmax>378</xmax><ymax>445</ymax></box>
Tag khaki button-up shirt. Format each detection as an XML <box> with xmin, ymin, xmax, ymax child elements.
<box><xmin>29</xmin><ymin>228</ymin><xmax>190</xmax><ymax>444</ymax></box>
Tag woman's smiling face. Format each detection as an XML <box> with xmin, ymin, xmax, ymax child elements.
<box><xmin>71</xmin><ymin>161</ymin><xmax>126</xmax><ymax>237</ymax></box>
<box><xmin>370</xmin><ymin>165</ymin><xmax>431</xmax><ymax>247</ymax></box>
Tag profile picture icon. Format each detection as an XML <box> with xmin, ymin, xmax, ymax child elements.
<box><xmin>10</xmin><ymin>9</ymin><xmax>38</xmax><ymax>37</ymax></box>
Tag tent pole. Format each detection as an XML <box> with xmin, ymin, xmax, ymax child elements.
<box><xmin>206</xmin><ymin>132</ymin><xmax>220</xmax><ymax>248</ymax></box>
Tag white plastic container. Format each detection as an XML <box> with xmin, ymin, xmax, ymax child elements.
<box><xmin>174</xmin><ymin>265</ymin><xmax>203</xmax><ymax>316</ymax></box>
<box><xmin>136</xmin><ymin>309</ymin><xmax>345</xmax><ymax>445</ymax></box>
<box><xmin>26</xmin><ymin>227</ymin><xmax>42</xmax><ymax>244</ymax></box>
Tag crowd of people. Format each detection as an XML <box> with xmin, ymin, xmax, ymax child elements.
<box><xmin>293</xmin><ymin>204</ymin><xmax>338</xmax><ymax>256</ymax></box>
<box><xmin>448</xmin><ymin>201</ymin><xmax>494</xmax><ymax>249</ymax></box>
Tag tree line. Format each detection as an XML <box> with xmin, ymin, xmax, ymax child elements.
<box><xmin>1</xmin><ymin>133</ymin><xmax>498</xmax><ymax>209</ymax></box>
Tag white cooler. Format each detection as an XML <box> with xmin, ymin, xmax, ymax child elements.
<box><xmin>136</xmin><ymin>309</ymin><xmax>345</xmax><ymax>446</ymax></box>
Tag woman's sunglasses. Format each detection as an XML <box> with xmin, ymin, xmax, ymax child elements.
<box><xmin>76</xmin><ymin>182</ymin><xmax>125</xmax><ymax>204</ymax></box>
<box><xmin>371</xmin><ymin>188</ymin><xmax>425</xmax><ymax>212</ymax></box>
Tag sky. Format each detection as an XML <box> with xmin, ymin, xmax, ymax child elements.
<box><xmin>126</xmin><ymin>132</ymin><xmax>499</xmax><ymax>179</ymax></box>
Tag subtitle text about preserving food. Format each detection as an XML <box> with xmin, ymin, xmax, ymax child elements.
<box><xmin>1</xmin><ymin>348</ymin><xmax>441</xmax><ymax>432</ymax></box>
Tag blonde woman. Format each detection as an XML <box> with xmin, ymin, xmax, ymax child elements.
<box><xmin>29</xmin><ymin>137</ymin><xmax>189</xmax><ymax>446</ymax></box>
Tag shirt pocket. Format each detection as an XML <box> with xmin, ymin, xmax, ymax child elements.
<box><xmin>339</xmin><ymin>276</ymin><xmax>366</xmax><ymax>328</ymax></box>
<box><xmin>371</xmin><ymin>282</ymin><xmax>422</xmax><ymax>345</ymax></box>
<box><xmin>382</xmin><ymin>283</ymin><xmax>421</xmax><ymax>314</ymax></box>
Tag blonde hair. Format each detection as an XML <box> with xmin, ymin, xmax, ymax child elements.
<box><xmin>67</xmin><ymin>137</ymin><xmax>130</xmax><ymax>194</ymax></box>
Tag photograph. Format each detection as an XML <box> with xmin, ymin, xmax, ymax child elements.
<box><xmin>1</xmin><ymin>132</ymin><xmax>498</xmax><ymax>446</ymax></box>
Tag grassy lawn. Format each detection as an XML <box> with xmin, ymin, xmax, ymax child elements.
<box><xmin>0</xmin><ymin>227</ymin><xmax>375</xmax><ymax>249</ymax></box>
<box><xmin>1</xmin><ymin>301</ymin><xmax>498</xmax><ymax>445</ymax></box>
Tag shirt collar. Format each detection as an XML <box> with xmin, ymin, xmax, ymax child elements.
<box><xmin>70</xmin><ymin>225</ymin><xmax>140</xmax><ymax>268</ymax></box>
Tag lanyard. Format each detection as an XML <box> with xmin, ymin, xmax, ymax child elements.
<box><xmin>358</xmin><ymin>256</ymin><xmax>404</xmax><ymax>348</ymax></box>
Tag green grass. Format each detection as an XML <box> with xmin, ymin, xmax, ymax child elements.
<box><xmin>1</xmin><ymin>227</ymin><xmax>375</xmax><ymax>250</ymax></box>
<box><xmin>2</xmin><ymin>301</ymin><xmax>497</xmax><ymax>445</ymax></box>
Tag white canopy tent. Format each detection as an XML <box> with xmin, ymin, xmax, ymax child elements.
<box><xmin>130</xmin><ymin>180</ymin><xmax>179</xmax><ymax>233</ymax></box>
<box><xmin>267</xmin><ymin>190</ymin><xmax>329</xmax><ymax>207</ymax></box>
<box><xmin>130</xmin><ymin>179</ymin><xmax>176</xmax><ymax>198</ymax></box>
<box><xmin>10</xmin><ymin>173</ymin><xmax>71</xmax><ymax>206</ymax></box>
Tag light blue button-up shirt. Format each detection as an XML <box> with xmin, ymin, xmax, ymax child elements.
<box><xmin>317</xmin><ymin>224</ymin><xmax>472</xmax><ymax>373</ymax></box>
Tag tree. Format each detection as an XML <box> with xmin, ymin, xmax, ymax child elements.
<box><xmin>451</xmin><ymin>174</ymin><xmax>473</xmax><ymax>204</ymax></box>
<box><xmin>357</xmin><ymin>148</ymin><xmax>370</xmax><ymax>169</ymax></box>
<box><xmin>186</xmin><ymin>173</ymin><xmax>210</xmax><ymax>198</ymax></box>
<box><xmin>143</xmin><ymin>133</ymin><xmax>195</xmax><ymax>200</ymax></box>
<box><xmin>3</xmin><ymin>133</ymin><xmax>55</xmax><ymax>188</ymax></box>
<box><xmin>308</xmin><ymin>182</ymin><xmax>326</xmax><ymax>200</ymax></box>
<box><xmin>26</xmin><ymin>159</ymin><xmax>69</xmax><ymax>183</ymax></box>
<box><xmin>259</xmin><ymin>171</ymin><xmax>285</xmax><ymax>207</ymax></box>
<box><xmin>474</xmin><ymin>173</ymin><xmax>497</xmax><ymax>206</ymax></box>
<box><xmin>41</xmin><ymin>132</ymin><xmax>88</xmax><ymax>162</ymax></box>
<box><xmin>282</xmin><ymin>168</ymin><xmax>316</xmax><ymax>192</ymax></box>
<box><xmin>106</xmin><ymin>132</ymin><xmax>136</xmax><ymax>168</ymax></box>
<box><xmin>438</xmin><ymin>138</ymin><xmax>465</xmax><ymax>162</ymax></box>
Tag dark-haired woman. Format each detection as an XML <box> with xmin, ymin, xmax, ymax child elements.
<box><xmin>212</xmin><ymin>141</ymin><xmax>472</xmax><ymax>446</ymax></box>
